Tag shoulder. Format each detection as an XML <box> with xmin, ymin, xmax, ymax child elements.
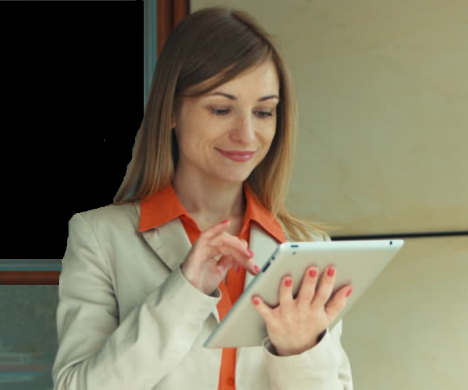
<box><xmin>70</xmin><ymin>202</ymin><xmax>139</xmax><ymax>233</ymax></box>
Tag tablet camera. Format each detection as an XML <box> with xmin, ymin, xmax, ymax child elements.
<box><xmin>291</xmin><ymin>244</ymin><xmax>298</xmax><ymax>255</ymax></box>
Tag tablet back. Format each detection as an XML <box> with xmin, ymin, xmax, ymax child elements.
<box><xmin>204</xmin><ymin>239</ymin><xmax>404</xmax><ymax>348</ymax></box>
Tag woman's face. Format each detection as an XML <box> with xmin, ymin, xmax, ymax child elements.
<box><xmin>172</xmin><ymin>60</ymin><xmax>280</xmax><ymax>184</ymax></box>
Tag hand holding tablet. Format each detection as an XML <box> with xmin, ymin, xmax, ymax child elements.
<box><xmin>251</xmin><ymin>264</ymin><xmax>352</xmax><ymax>357</ymax></box>
<box><xmin>204</xmin><ymin>239</ymin><xmax>404</xmax><ymax>349</ymax></box>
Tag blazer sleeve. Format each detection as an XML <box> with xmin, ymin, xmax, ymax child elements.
<box><xmin>262</xmin><ymin>232</ymin><xmax>354</xmax><ymax>390</ymax></box>
<box><xmin>52</xmin><ymin>213</ymin><xmax>221</xmax><ymax>390</ymax></box>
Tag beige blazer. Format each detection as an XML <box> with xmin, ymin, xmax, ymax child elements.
<box><xmin>52</xmin><ymin>201</ymin><xmax>353</xmax><ymax>390</ymax></box>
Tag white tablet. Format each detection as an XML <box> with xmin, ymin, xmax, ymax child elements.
<box><xmin>204</xmin><ymin>239</ymin><xmax>404</xmax><ymax>348</ymax></box>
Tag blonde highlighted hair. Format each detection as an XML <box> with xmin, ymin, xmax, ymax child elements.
<box><xmin>114</xmin><ymin>6</ymin><xmax>340</xmax><ymax>241</ymax></box>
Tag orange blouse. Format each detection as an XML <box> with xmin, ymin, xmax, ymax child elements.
<box><xmin>139</xmin><ymin>181</ymin><xmax>286</xmax><ymax>389</ymax></box>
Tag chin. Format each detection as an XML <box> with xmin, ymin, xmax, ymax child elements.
<box><xmin>219</xmin><ymin>171</ymin><xmax>253</xmax><ymax>183</ymax></box>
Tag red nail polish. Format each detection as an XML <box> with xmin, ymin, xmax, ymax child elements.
<box><xmin>346</xmin><ymin>287</ymin><xmax>353</xmax><ymax>297</ymax></box>
<box><xmin>309</xmin><ymin>269</ymin><xmax>317</xmax><ymax>278</ymax></box>
<box><xmin>253</xmin><ymin>298</ymin><xmax>259</xmax><ymax>305</ymax></box>
<box><xmin>327</xmin><ymin>267</ymin><xmax>335</xmax><ymax>277</ymax></box>
<box><xmin>247</xmin><ymin>248</ymin><xmax>255</xmax><ymax>257</ymax></box>
<box><xmin>254</xmin><ymin>265</ymin><xmax>261</xmax><ymax>273</ymax></box>
<box><xmin>284</xmin><ymin>279</ymin><xmax>292</xmax><ymax>287</ymax></box>
<box><xmin>221</xmin><ymin>219</ymin><xmax>229</xmax><ymax>224</ymax></box>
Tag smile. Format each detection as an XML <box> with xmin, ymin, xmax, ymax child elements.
<box><xmin>217</xmin><ymin>149</ymin><xmax>255</xmax><ymax>162</ymax></box>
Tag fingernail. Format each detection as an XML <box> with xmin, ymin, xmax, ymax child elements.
<box><xmin>253</xmin><ymin>298</ymin><xmax>260</xmax><ymax>305</ymax></box>
<box><xmin>254</xmin><ymin>265</ymin><xmax>261</xmax><ymax>273</ymax></box>
<box><xmin>309</xmin><ymin>269</ymin><xmax>317</xmax><ymax>278</ymax></box>
<box><xmin>236</xmin><ymin>264</ymin><xmax>242</xmax><ymax>274</ymax></box>
<box><xmin>247</xmin><ymin>248</ymin><xmax>255</xmax><ymax>257</ymax></box>
<box><xmin>221</xmin><ymin>219</ymin><xmax>229</xmax><ymax>224</ymax></box>
<box><xmin>327</xmin><ymin>267</ymin><xmax>335</xmax><ymax>277</ymax></box>
<box><xmin>284</xmin><ymin>279</ymin><xmax>292</xmax><ymax>287</ymax></box>
<box><xmin>346</xmin><ymin>287</ymin><xmax>353</xmax><ymax>297</ymax></box>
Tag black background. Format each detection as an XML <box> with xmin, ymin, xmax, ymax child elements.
<box><xmin>1</xmin><ymin>5</ymin><xmax>141</xmax><ymax>258</ymax></box>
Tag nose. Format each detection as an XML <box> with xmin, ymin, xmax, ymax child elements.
<box><xmin>231</xmin><ymin>112</ymin><xmax>256</xmax><ymax>142</ymax></box>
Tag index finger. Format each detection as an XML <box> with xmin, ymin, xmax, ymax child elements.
<box><xmin>201</xmin><ymin>219</ymin><xmax>231</xmax><ymax>240</ymax></box>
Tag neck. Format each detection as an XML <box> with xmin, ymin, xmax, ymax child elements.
<box><xmin>171</xmin><ymin>170</ymin><xmax>246</xmax><ymax>224</ymax></box>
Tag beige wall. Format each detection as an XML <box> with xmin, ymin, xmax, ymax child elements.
<box><xmin>192</xmin><ymin>1</ymin><xmax>468</xmax><ymax>388</ymax></box>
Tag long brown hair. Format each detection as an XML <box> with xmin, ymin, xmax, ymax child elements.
<box><xmin>114</xmin><ymin>6</ymin><xmax>340</xmax><ymax>241</ymax></box>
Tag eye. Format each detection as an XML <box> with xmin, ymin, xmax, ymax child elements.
<box><xmin>210</xmin><ymin>108</ymin><xmax>273</xmax><ymax>118</ymax></box>
<box><xmin>257</xmin><ymin>111</ymin><xmax>273</xmax><ymax>118</ymax></box>
<box><xmin>211</xmin><ymin>109</ymin><xmax>230</xmax><ymax>116</ymax></box>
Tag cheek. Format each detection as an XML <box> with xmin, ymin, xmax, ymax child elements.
<box><xmin>263</xmin><ymin>128</ymin><xmax>276</xmax><ymax>147</ymax></box>
<box><xmin>177</xmin><ymin>128</ymin><xmax>198</xmax><ymax>149</ymax></box>
<box><xmin>178</xmin><ymin>129</ymin><xmax>211</xmax><ymax>159</ymax></box>
<box><xmin>261</xmin><ymin>133</ymin><xmax>276</xmax><ymax>156</ymax></box>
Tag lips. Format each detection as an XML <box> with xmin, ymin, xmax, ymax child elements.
<box><xmin>217</xmin><ymin>149</ymin><xmax>255</xmax><ymax>156</ymax></box>
<box><xmin>217</xmin><ymin>149</ymin><xmax>255</xmax><ymax>162</ymax></box>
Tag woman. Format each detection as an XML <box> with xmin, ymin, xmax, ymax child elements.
<box><xmin>52</xmin><ymin>6</ymin><xmax>353</xmax><ymax>390</ymax></box>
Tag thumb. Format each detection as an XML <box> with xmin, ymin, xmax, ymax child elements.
<box><xmin>251</xmin><ymin>295</ymin><xmax>272</xmax><ymax>323</ymax></box>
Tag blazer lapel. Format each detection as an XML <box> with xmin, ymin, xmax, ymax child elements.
<box><xmin>140</xmin><ymin>217</ymin><xmax>193</xmax><ymax>274</ymax></box>
<box><xmin>242</xmin><ymin>221</ymin><xmax>281</xmax><ymax>291</ymax></box>
<box><xmin>134</xmin><ymin>201</ymin><xmax>192</xmax><ymax>270</ymax></box>
<box><xmin>236</xmin><ymin>222</ymin><xmax>280</xmax><ymax>363</ymax></box>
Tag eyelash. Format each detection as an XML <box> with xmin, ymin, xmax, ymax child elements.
<box><xmin>210</xmin><ymin>109</ymin><xmax>273</xmax><ymax>118</ymax></box>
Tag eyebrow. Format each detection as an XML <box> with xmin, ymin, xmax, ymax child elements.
<box><xmin>206</xmin><ymin>91</ymin><xmax>280</xmax><ymax>102</ymax></box>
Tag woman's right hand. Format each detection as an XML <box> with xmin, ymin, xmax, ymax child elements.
<box><xmin>180</xmin><ymin>219</ymin><xmax>261</xmax><ymax>296</ymax></box>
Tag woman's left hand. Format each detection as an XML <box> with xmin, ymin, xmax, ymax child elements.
<box><xmin>251</xmin><ymin>265</ymin><xmax>353</xmax><ymax>357</ymax></box>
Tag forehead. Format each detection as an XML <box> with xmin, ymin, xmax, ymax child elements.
<box><xmin>219</xmin><ymin>61</ymin><xmax>279</xmax><ymax>91</ymax></box>
<box><xmin>185</xmin><ymin>60</ymin><xmax>279</xmax><ymax>98</ymax></box>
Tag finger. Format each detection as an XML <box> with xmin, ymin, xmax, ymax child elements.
<box><xmin>251</xmin><ymin>295</ymin><xmax>274</xmax><ymax>324</ymax></box>
<box><xmin>217</xmin><ymin>247</ymin><xmax>256</xmax><ymax>275</ymax></box>
<box><xmin>200</xmin><ymin>219</ymin><xmax>231</xmax><ymax>240</ymax></box>
<box><xmin>325</xmin><ymin>285</ymin><xmax>352</xmax><ymax>323</ymax></box>
<box><xmin>312</xmin><ymin>266</ymin><xmax>336</xmax><ymax>308</ymax></box>
<box><xmin>240</xmin><ymin>238</ymin><xmax>259</xmax><ymax>274</ymax></box>
<box><xmin>236</xmin><ymin>239</ymin><xmax>249</xmax><ymax>273</ymax></box>
<box><xmin>279</xmin><ymin>274</ymin><xmax>294</xmax><ymax>308</ymax></box>
<box><xmin>296</xmin><ymin>266</ymin><xmax>318</xmax><ymax>308</ymax></box>
<box><xmin>216</xmin><ymin>255</ymin><xmax>235</xmax><ymax>273</ymax></box>
<box><xmin>209</xmin><ymin>233</ymin><xmax>258</xmax><ymax>275</ymax></box>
